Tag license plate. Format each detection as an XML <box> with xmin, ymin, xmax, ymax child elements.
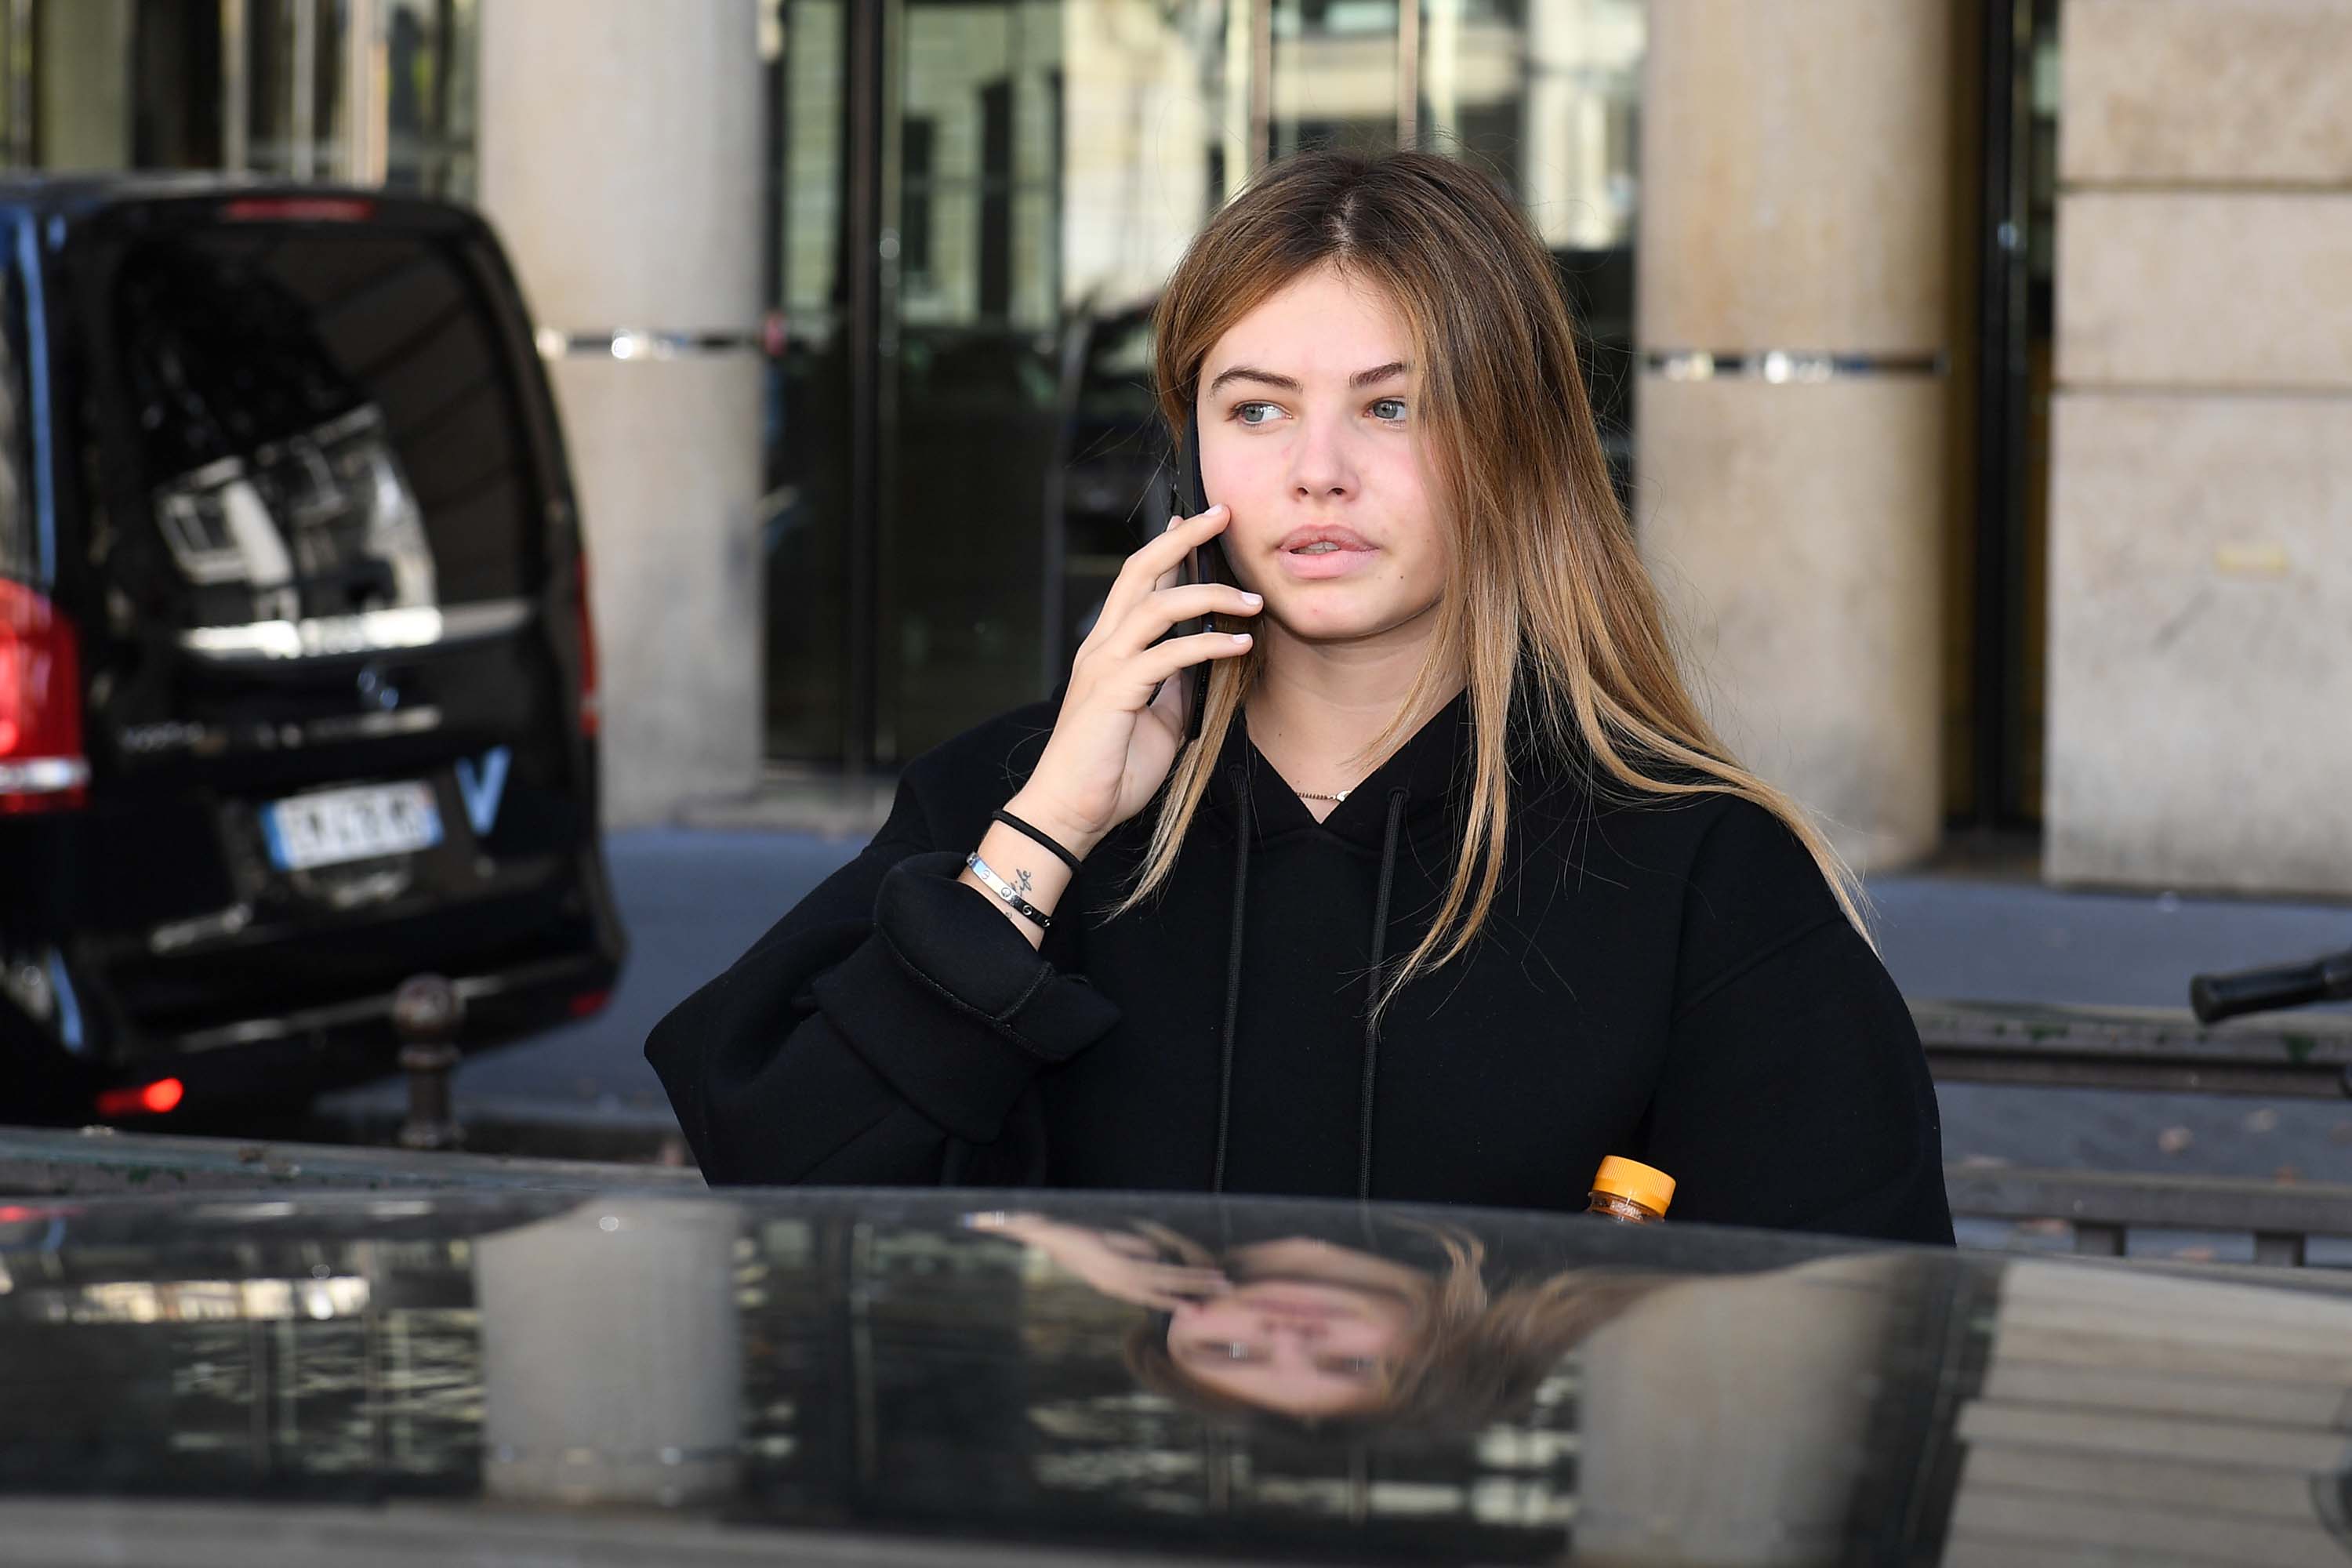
<box><xmin>262</xmin><ymin>782</ymin><xmax>443</xmax><ymax>871</ymax></box>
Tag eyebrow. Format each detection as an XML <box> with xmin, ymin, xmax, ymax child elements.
<box><xmin>1205</xmin><ymin>360</ymin><xmax>1410</xmax><ymax>397</ymax></box>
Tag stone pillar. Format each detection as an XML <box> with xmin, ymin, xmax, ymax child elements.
<box><xmin>2045</xmin><ymin>0</ymin><xmax>2352</xmax><ymax>895</ymax></box>
<box><xmin>1634</xmin><ymin>2</ymin><xmax>1958</xmax><ymax>872</ymax></box>
<box><xmin>476</xmin><ymin>1</ymin><xmax>764</xmax><ymax>826</ymax></box>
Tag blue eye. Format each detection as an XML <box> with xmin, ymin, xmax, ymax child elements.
<box><xmin>1319</xmin><ymin>1356</ymin><xmax>1382</xmax><ymax>1378</ymax></box>
<box><xmin>1232</xmin><ymin>399</ymin><xmax>1406</xmax><ymax>425</ymax></box>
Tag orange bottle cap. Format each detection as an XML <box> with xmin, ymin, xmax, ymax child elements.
<box><xmin>1591</xmin><ymin>1156</ymin><xmax>1675</xmax><ymax>1216</ymax></box>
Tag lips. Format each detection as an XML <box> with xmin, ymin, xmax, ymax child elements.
<box><xmin>1277</xmin><ymin>525</ymin><xmax>1374</xmax><ymax>554</ymax></box>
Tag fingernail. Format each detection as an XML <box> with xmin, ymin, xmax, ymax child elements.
<box><xmin>1240</xmin><ymin>591</ymin><xmax>1262</xmax><ymax>604</ymax></box>
<box><xmin>1166</xmin><ymin>515</ymin><xmax>1180</xmax><ymax>532</ymax></box>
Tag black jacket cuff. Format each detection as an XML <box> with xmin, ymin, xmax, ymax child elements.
<box><xmin>809</xmin><ymin>849</ymin><xmax>1120</xmax><ymax>1141</ymax></box>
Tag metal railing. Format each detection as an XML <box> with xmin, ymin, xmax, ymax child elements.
<box><xmin>1914</xmin><ymin>997</ymin><xmax>2352</xmax><ymax>1098</ymax></box>
<box><xmin>1918</xmin><ymin>998</ymin><xmax>2352</xmax><ymax>1265</ymax></box>
<box><xmin>1942</xmin><ymin>1163</ymin><xmax>2352</xmax><ymax>1267</ymax></box>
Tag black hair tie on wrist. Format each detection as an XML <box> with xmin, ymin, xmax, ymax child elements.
<box><xmin>992</xmin><ymin>808</ymin><xmax>1083</xmax><ymax>874</ymax></box>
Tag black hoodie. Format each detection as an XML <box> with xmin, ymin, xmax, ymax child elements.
<box><xmin>647</xmin><ymin>681</ymin><xmax>1955</xmax><ymax>1246</ymax></box>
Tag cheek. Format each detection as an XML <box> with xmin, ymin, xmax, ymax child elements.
<box><xmin>1377</xmin><ymin>543</ymin><xmax>1446</xmax><ymax>601</ymax></box>
<box><xmin>1376</xmin><ymin>485</ymin><xmax>1443</xmax><ymax>571</ymax></box>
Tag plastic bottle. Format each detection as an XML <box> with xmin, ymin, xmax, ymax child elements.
<box><xmin>1585</xmin><ymin>1156</ymin><xmax>1675</xmax><ymax>1224</ymax></box>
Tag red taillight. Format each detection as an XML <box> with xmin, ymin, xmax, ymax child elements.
<box><xmin>96</xmin><ymin>1077</ymin><xmax>185</xmax><ymax>1118</ymax></box>
<box><xmin>568</xmin><ymin>988</ymin><xmax>612</xmax><ymax>1019</ymax></box>
<box><xmin>0</xmin><ymin>579</ymin><xmax>88</xmax><ymax>815</ymax></box>
<box><xmin>222</xmin><ymin>196</ymin><xmax>376</xmax><ymax>223</ymax></box>
<box><xmin>574</xmin><ymin>551</ymin><xmax>601</xmax><ymax>739</ymax></box>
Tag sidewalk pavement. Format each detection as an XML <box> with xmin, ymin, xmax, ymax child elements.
<box><xmin>322</xmin><ymin>825</ymin><xmax>2352</xmax><ymax>1191</ymax></box>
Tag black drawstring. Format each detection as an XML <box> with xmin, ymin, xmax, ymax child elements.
<box><xmin>1210</xmin><ymin>760</ymin><xmax>1251</xmax><ymax>1193</ymax></box>
<box><xmin>1359</xmin><ymin>785</ymin><xmax>1409</xmax><ymax>1201</ymax></box>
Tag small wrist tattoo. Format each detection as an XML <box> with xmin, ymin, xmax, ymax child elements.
<box><xmin>1013</xmin><ymin>866</ymin><xmax>1034</xmax><ymax>898</ymax></box>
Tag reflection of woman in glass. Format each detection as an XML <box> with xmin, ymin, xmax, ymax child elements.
<box><xmin>972</xmin><ymin>1212</ymin><xmax>1666</xmax><ymax>1428</ymax></box>
<box><xmin>978</xmin><ymin>1207</ymin><xmax>1947</xmax><ymax>1566</ymax></box>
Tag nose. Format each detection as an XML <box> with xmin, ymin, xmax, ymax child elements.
<box><xmin>1287</xmin><ymin>417</ymin><xmax>1356</xmax><ymax>503</ymax></box>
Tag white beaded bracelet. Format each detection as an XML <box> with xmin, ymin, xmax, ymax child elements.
<box><xmin>965</xmin><ymin>851</ymin><xmax>1051</xmax><ymax>931</ymax></box>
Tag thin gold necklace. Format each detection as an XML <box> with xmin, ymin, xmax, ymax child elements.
<box><xmin>1244</xmin><ymin>708</ymin><xmax>1353</xmax><ymax>801</ymax></box>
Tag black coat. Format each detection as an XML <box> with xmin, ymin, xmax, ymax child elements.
<box><xmin>647</xmin><ymin>682</ymin><xmax>1955</xmax><ymax>1245</ymax></box>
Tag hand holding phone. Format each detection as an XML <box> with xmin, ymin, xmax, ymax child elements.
<box><xmin>997</xmin><ymin>429</ymin><xmax>1258</xmax><ymax>863</ymax></box>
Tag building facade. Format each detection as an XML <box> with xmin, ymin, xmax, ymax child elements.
<box><xmin>18</xmin><ymin>0</ymin><xmax>2349</xmax><ymax>896</ymax></box>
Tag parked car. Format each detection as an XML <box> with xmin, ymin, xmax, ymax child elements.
<box><xmin>0</xmin><ymin>176</ymin><xmax>623</xmax><ymax>1127</ymax></box>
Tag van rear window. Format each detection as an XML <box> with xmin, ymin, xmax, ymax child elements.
<box><xmin>108</xmin><ymin>229</ymin><xmax>541</xmax><ymax>620</ymax></box>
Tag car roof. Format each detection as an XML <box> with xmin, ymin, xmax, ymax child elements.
<box><xmin>3</xmin><ymin>1181</ymin><xmax>2349</xmax><ymax>1563</ymax></box>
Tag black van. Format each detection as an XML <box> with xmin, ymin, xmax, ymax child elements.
<box><xmin>0</xmin><ymin>177</ymin><xmax>624</xmax><ymax>1126</ymax></box>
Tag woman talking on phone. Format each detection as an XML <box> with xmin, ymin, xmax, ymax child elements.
<box><xmin>648</xmin><ymin>149</ymin><xmax>1953</xmax><ymax>1244</ymax></box>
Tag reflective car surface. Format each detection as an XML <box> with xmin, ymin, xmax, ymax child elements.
<box><xmin>1</xmin><ymin>1186</ymin><xmax>2348</xmax><ymax>1565</ymax></box>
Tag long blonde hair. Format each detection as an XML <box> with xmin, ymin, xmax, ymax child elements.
<box><xmin>1103</xmin><ymin>147</ymin><xmax>1871</xmax><ymax>1033</ymax></box>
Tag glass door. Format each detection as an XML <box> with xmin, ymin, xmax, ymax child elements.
<box><xmin>1416</xmin><ymin>0</ymin><xmax>1644</xmax><ymax>504</ymax></box>
<box><xmin>764</xmin><ymin>0</ymin><xmax>1650</xmax><ymax>770</ymax></box>
<box><xmin>873</xmin><ymin>0</ymin><xmax>1068</xmax><ymax>762</ymax></box>
<box><xmin>1275</xmin><ymin>0</ymin><xmax>1401</xmax><ymax>157</ymax></box>
<box><xmin>763</xmin><ymin>0</ymin><xmax>859</xmax><ymax>763</ymax></box>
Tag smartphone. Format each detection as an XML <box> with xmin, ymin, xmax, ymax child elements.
<box><xmin>1167</xmin><ymin>419</ymin><xmax>1237</xmax><ymax>743</ymax></box>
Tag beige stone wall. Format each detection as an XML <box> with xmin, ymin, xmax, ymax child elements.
<box><xmin>2047</xmin><ymin>0</ymin><xmax>2352</xmax><ymax>894</ymax></box>
<box><xmin>2048</xmin><ymin>397</ymin><xmax>2352</xmax><ymax>892</ymax></box>
<box><xmin>1635</xmin><ymin>0</ymin><xmax>1958</xmax><ymax>873</ymax></box>
<box><xmin>476</xmin><ymin>0</ymin><xmax>764</xmax><ymax>828</ymax></box>
<box><xmin>2059</xmin><ymin>194</ymin><xmax>2352</xmax><ymax>390</ymax></box>
<box><xmin>2060</xmin><ymin>0</ymin><xmax>2352</xmax><ymax>185</ymax></box>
